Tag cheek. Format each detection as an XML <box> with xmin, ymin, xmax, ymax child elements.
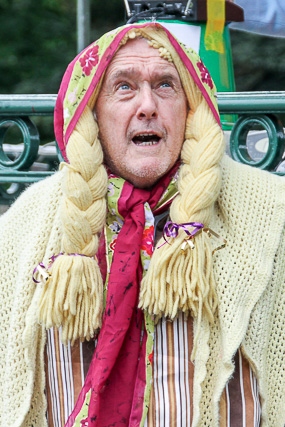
<box><xmin>178</xmin><ymin>106</ymin><xmax>187</xmax><ymax>136</ymax></box>
<box><xmin>98</xmin><ymin>109</ymin><xmax>122</xmax><ymax>147</ymax></box>
<box><xmin>99</xmin><ymin>122</ymin><xmax>127</xmax><ymax>169</ymax></box>
<box><xmin>178</xmin><ymin>98</ymin><xmax>188</xmax><ymax>121</ymax></box>
<box><xmin>168</xmin><ymin>95</ymin><xmax>187</xmax><ymax>124</ymax></box>
<box><xmin>171</xmin><ymin>110</ymin><xmax>187</xmax><ymax>141</ymax></box>
<box><xmin>101</xmin><ymin>107</ymin><xmax>128</xmax><ymax>141</ymax></box>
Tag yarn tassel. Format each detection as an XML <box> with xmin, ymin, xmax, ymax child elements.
<box><xmin>38</xmin><ymin>254</ymin><xmax>103</xmax><ymax>345</ymax></box>
<box><xmin>139</xmin><ymin>230</ymin><xmax>217</xmax><ymax>325</ymax></box>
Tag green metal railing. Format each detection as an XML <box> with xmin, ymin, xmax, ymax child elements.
<box><xmin>1</xmin><ymin>92</ymin><xmax>285</xmax><ymax>206</ymax></box>
<box><xmin>0</xmin><ymin>95</ymin><xmax>58</xmax><ymax>184</ymax></box>
<box><xmin>216</xmin><ymin>92</ymin><xmax>285</xmax><ymax>172</ymax></box>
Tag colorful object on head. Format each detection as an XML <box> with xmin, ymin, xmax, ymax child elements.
<box><xmin>54</xmin><ymin>22</ymin><xmax>220</xmax><ymax>161</ymax></box>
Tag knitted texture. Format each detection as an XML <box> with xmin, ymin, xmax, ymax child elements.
<box><xmin>1</xmin><ymin>156</ymin><xmax>285</xmax><ymax>426</ymax></box>
<box><xmin>0</xmin><ymin>172</ymin><xmax>63</xmax><ymax>427</ymax></box>
<box><xmin>193</xmin><ymin>157</ymin><xmax>285</xmax><ymax>427</ymax></box>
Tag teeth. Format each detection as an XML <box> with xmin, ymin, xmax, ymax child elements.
<box><xmin>136</xmin><ymin>140</ymin><xmax>158</xmax><ymax>146</ymax></box>
<box><xmin>133</xmin><ymin>133</ymin><xmax>160</xmax><ymax>145</ymax></box>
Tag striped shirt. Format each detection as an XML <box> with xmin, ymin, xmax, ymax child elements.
<box><xmin>45</xmin><ymin>314</ymin><xmax>261</xmax><ymax>426</ymax></box>
<box><xmin>144</xmin><ymin>314</ymin><xmax>261</xmax><ymax>427</ymax></box>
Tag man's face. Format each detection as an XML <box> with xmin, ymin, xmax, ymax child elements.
<box><xmin>95</xmin><ymin>37</ymin><xmax>188</xmax><ymax>188</ymax></box>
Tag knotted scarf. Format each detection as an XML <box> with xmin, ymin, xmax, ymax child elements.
<box><xmin>66</xmin><ymin>165</ymin><xmax>179</xmax><ymax>426</ymax></box>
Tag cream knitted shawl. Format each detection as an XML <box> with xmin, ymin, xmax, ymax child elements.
<box><xmin>1</xmin><ymin>155</ymin><xmax>285</xmax><ymax>427</ymax></box>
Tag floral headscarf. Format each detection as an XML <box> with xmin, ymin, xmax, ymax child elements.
<box><xmin>54</xmin><ymin>22</ymin><xmax>220</xmax><ymax>160</ymax></box>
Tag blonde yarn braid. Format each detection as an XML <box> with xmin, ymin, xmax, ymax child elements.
<box><xmin>138</xmin><ymin>28</ymin><xmax>225</xmax><ymax>339</ymax></box>
<box><xmin>38</xmin><ymin>105</ymin><xmax>108</xmax><ymax>344</ymax></box>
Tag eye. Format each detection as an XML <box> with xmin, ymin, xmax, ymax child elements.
<box><xmin>117</xmin><ymin>82</ymin><xmax>131</xmax><ymax>91</ymax></box>
<box><xmin>160</xmin><ymin>82</ymin><xmax>171</xmax><ymax>88</ymax></box>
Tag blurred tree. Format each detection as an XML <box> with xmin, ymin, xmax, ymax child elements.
<box><xmin>0</xmin><ymin>0</ymin><xmax>125</xmax><ymax>94</ymax></box>
<box><xmin>0</xmin><ymin>0</ymin><xmax>125</xmax><ymax>143</ymax></box>
<box><xmin>0</xmin><ymin>0</ymin><xmax>77</xmax><ymax>94</ymax></box>
<box><xmin>91</xmin><ymin>0</ymin><xmax>125</xmax><ymax>39</ymax></box>
<box><xmin>230</xmin><ymin>29</ymin><xmax>285</xmax><ymax>91</ymax></box>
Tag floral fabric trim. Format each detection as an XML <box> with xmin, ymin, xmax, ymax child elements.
<box><xmin>72</xmin><ymin>390</ymin><xmax>91</xmax><ymax>427</ymax></box>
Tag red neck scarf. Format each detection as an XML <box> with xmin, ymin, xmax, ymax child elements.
<box><xmin>66</xmin><ymin>165</ymin><xmax>179</xmax><ymax>426</ymax></box>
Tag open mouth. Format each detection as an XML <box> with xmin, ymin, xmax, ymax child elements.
<box><xmin>132</xmin><ymin>133</ymin><xmax>161</xmax><ymax>146</ymax></box>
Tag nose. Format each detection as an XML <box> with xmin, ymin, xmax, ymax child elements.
<box><xmin>136</xmin><ymin>84</ymin><xmax>158</xmax><ymax>120</ymax></box>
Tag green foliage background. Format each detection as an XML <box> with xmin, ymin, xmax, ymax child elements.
<box><xmin>0</xmin><ymin>0</ymin><xmax>125</xmax><ymax>94</ymax></box>
<box><xmin>0</xmin><ymin>0</ymin><xmax>284</xmax><ymax>95</ymax></box>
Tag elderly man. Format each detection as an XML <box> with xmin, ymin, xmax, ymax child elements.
<box><xmin>1</xmin><ymin>22</ymin><xmax>285</xmax><ymax>427</ymax></box>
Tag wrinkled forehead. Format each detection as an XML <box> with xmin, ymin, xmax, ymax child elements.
<box><xmin>101</xmin><ymin>37</ymin><xmax>182</xmax><ymax>86</ymax></box>
<box><xmin>108</xmin><ymin>37</ymin><xmax>166</xmax><ymax>67</ymax></box>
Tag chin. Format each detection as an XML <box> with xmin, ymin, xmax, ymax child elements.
<box><xmin>125</xmin><ymin>165</ymin><xmax>170</xmax><ymax>189</ymax></box>
<box><xmin>107</xmin><ymin>157</ymin><xmax>175</xmax><ymax>188</ymax></box>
